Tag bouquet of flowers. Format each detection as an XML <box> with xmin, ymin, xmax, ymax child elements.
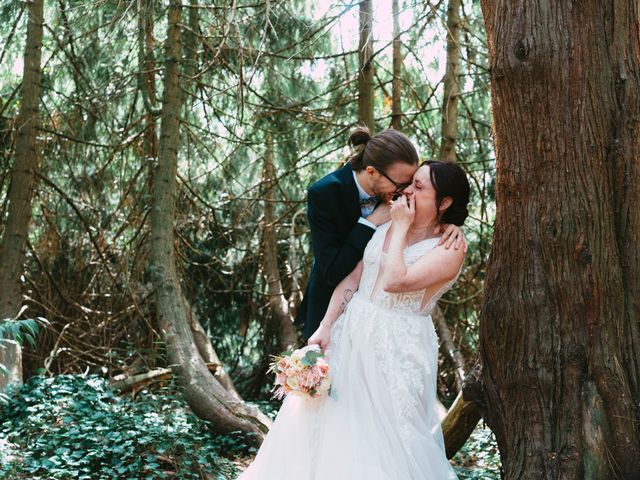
<box><xmin>269</xmin><ymin>344</ymin><xmax>331</xmax><ymax>399</ymax></box>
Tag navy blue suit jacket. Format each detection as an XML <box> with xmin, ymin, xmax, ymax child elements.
<box><xmin>294</xmin><ymin>164</ymin><xmax>376</xmax><ymax>339</ymax></box>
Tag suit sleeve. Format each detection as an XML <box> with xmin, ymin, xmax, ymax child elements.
<box><xmin>307</xmin><ymin>185</ymin><xmax>375</xmax><ymax>287</ymax></box>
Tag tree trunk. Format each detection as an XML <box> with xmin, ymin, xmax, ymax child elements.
<box><xmin>438</xmin><ymin>0</ymin><xmax>461</xmax><ymax>162</ymax></box>
<box><xmin>390</xmin><ymin>0</ymin><xmax>402</xmax><ymax>131</ymax></box>
<box><xmin>138</xmin><ymin>0</ymin><xmax>160</xmax><ymax>120</ymax></box>
<box><xmin>262</xmin><ymin>134</ymin><xmax>299</xmax><ymax>352</ymax></box>
<box><xmin>287</xmin><ymin>207</ymin><xmax>306</xmax><ymax>310</ymax></box>
<box><xmin>137</xmin><ymin>0</ymin><xmax>159</xmax><ymax>246</ymax></box>
<box><xmin>184</xmin><ymin>295</ymin><xmax>242</xmax><ymax>400</ymax></box>
<box><xmin>433</xmin><ymin>2</ymin><xmax>483</xmax><ymax>453</ymax></box>
<box><xmin>358</xmin><ymin>0</ymin><xmax>374</xmax><ymax>130</ymax></box>
<box><xmin>433</xmin><ymin>304</ymin><xmax>466</xmax><ymax>392</ymax></box>
<box><xmin>183</xmin><ymin>0</ymin><xmax>200</xmax><ymax>86</ymax></box>
<box><xmin>149</xmin><ymin>0</ymin><xmax>270</xmax><ymax>443</ymax></box>
<box><xmin>480</xmin><ymin>1</ymin><xmax>640</xmax><ymax>477</ymax></box>
<box><xmin>0</xmin><ymin>0</ymin><xmax>44</xmax><ymax>391</ymax></box>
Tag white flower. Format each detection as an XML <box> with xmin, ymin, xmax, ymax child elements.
<box><xmin>301</xmin><ymin>344</ymin><xmax>321</xmax><ymax>354</ymax></box>
<box><xmin>290</xmin><ymin>349</ymin><xmax>304</xmax><ymax>364</ymax></box>
<box><xmin>286</xmin><ymin>375</ymin><xmax>300</xmax><ymax>389</ymax></box>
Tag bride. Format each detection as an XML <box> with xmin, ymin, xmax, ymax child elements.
<box><xmin>238</xmin><ymin>159</ymin><xmax>470</xmax><ymax>480</ymax></box>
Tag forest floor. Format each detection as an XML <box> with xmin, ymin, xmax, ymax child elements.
<box><xmin>0</xmin><ymin>374</ymin><xmax>500</xmax><ymax>479</ymax></box>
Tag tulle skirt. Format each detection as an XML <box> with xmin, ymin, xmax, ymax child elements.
<box><xmin>237</xmin><ymin>292</ymin><xmax>458</xmax><ymax>480</ymax></box>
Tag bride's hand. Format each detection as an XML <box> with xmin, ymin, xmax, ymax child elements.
<box><xmin>308</xmin><ymin>322</ymin><xmax>331</xmax><ymax>351</ymax></box>
<box><xmin>389</xmin><ymin>194</ymin><xmax>415</xmax><ymax>228</ymax></box>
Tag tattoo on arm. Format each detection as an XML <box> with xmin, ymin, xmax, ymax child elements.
<box><xmin>338</xmin><ymin>289</ymin><xmax>354</xmax><ymax>315</ymax></box>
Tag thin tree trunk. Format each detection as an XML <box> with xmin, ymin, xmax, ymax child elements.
<box><xmin>149</xmin><ymin>0</ymin><xmax>270</xmax><ymax>442</ymax></box>
<box><xmin>438</xmin><ymin>0</ymin><xmax>461</xmax><ymax>162</ymax></box>
<box><xmin>480</xmin><ymin>0</ymin><xmax>640</xmax><ymax>477</ymax></box>
<box><xmin>183</xmin><ymin>0</ymin><xmax>200</xmax><ymax>84</ymax></box>
<box><xmin>433</xmin><ymin>305</ymin><xmax>465</xmax><ymax>391</ymax></box>
<box><xmin>433</xmin><ymin>0</ymin><xmax>482</xmax><ymax>454</ymax></box>
<box><xmin>0</xmin><ymin>0</ymin><xmax>44</xmax><ymax>391</ymax></box>
<box><xmin>358</xmin><ymin>0</ymin><xmax>374</xmax><ymax>130</ymax></box>
<box><xmin>138</xmin><ymin>0</ymin><xmax>160</xmax><ymax>119</ymax></box>
<box><xmin>185</xmin><ymin>296</ymin><xmax>241</xmax><ymax>400</ymax></box>
<box><xmin>262</xmin><ymin>134</ymin><xmax>298</xmax><ymax>352</ymax></box>
<box><xmin>138</xmin><ymin>0</ymin><xmax>159</xmax><ymax>232</ymax></box>
<box><xmin>390</xmin><ymin>0</ymin><xmax>402</xmax><ymax>130</ymax></box>
<box><xmin>287</xmin><ymin>207</ymin><xmax>306</xmax><ymax>310</ymax></box>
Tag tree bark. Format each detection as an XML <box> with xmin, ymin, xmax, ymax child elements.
<box><xmin>149</xmin><ymin>0</ymin><xmax>270</xmax><ymax>443</ymax></box>
<box><xmin>480</xmin><ymin>1</ymin><xmax>640</xmax><ymax>477</ymax></box>
<box><xmin>262</xmin><ymin>134</ymin><xmax>299</xmax><ymax>352</ymax></box>
<box><xmin>390</xmin><ymin>0</ymin><xmax>403</xmax><ymax>131</ymax></box>
<box><xmin>438</xmin><ymin>0</ymin><xmax>461</xmax><ymax>162</ymax></box>
<box><xmin>358</xmin><ymin>0</ymin><xmax>375</xmax><ymax>130</ymax></box>
<box><xmin>0</xmin><ymin>0</ymin><xmax>44</xmax><ymax>391</ymax></box>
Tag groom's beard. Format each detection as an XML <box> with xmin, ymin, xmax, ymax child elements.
<box><xmin>370</xmin><ymin>183</ymin><xmax>390</xmax><ymax>203</ymax></box>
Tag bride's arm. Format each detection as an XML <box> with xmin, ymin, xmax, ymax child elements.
<box><xmin>383</xmin><ymin>197</ymin><xmax>464</xmax><ymax>293</ymax></box>
<box><xmin>308</xmin><ymin>260</ymin><xmax>363</xmax><ymax>349</ymax></box>
<box><xmin>383</xmin><ymin>239</ymin><xmax>464</xmax><ymax>293</ymax></box>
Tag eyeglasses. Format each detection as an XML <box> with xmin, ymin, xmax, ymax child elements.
<box><xmin>376</xmin><ymin>169</ymin><xmax>412</xmax><ymax>198</ymax></box>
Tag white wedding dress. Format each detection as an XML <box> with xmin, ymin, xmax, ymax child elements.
<box><xmin>238</xmin><ymin>222</ymin><xmax>460</xmax><ymax>480</ymax></box>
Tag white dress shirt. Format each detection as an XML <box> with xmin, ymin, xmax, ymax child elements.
<box><xmin>352</xmin><ymin>170</ymin><xmax>378</xmax><ymax>231</ymax></box>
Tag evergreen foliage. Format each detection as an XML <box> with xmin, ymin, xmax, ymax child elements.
<box><xmin>0</xmin><ymin>375</ymin><xmax>238</xmax><ymax>479</ymax></box>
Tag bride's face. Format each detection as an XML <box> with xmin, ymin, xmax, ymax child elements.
<box><xmin>402</xmin><ymin>165</ymin><xmax>451</xmax><ymax>225</ymax></box>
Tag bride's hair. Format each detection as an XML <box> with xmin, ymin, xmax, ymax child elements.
<box><xmin>348</xmin><ymin>126</ymin><xmax>418</xmax><ymax>172</ymax></box>
<box><xmin>421</xmin><ymin>160</ymin><xmax>470</xmax><ymax>226</ymax></box>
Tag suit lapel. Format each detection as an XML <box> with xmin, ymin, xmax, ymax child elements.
<box><xmin>334</xmin><ymin>164</ymin><xmax>361</xmax><ymax>222</ymax></box>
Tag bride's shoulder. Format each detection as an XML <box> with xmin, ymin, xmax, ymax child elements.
<box><xmin>428</xmin><ymin>239</ymin><xmax>466</xmax><ymax>271</ymax></box>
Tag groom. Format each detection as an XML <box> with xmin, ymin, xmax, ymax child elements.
<box><xmin>294</xmin><ymin>128</ymin><xmax>463</xmax><ymax>340</ymax></box>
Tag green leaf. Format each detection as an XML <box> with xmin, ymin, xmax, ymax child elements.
<box><xmin>301</xmin><ymin>349</ymin><xmax>322</xmax><ymax>367</ymax></box>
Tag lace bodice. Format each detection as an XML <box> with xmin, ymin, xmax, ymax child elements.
<box><xmin>358</xmin><ymin>222</ymin><xmax>459</xmax><ymax>316</ymax></box>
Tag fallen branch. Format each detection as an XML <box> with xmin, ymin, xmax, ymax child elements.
<box><xmin>442</xmin><ymin>357</ymin><xmax>485</xmax><ymax>459</ymax></box>
<box><xmin>110</xmin><ymin>362</ymin><xmax>222</xmax><ymax>395</ymax></box>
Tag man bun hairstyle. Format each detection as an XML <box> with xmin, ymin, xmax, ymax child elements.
<box><xmin>348</xmin><ymin>126</ymin><xmax>418</xmax><ymax>172</ymax></box>
<box><xmin>347</xmin><ymin>127</ymin><xmax>372</xmax><ymax>170</ymax></box>
<box><xmin>422</xmin><ymin>160</ymin><xmax>470</xmax><ymax>226</ymax></box>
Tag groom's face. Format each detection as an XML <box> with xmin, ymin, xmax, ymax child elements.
<box><xmin>371</xmin><ymin>162</ymin><xmax>418</xmax><ymax>201</ymax></box>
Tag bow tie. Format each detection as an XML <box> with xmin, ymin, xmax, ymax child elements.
<box><xmin>359</xmin><ymin>197</ymin><xmax>378</xmax><ymax>207</ymax></box>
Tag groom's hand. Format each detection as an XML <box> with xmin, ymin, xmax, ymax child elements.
<box><xmin>437</xmin><ymin>224</ymin><xmax>467</xmax><ymax>252</ymax></box>
<box><xmin>366</xmin><ymin>202</ymin><xmax>391</xmax><ymax>226</ymax></box>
